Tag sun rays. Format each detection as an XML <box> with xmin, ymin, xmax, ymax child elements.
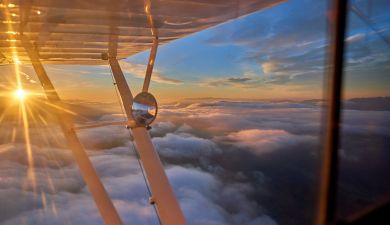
<box><xmin>0</xmin><ymin>64</ymin><xmax>78</xmax><ymax>200</ymax></box>
<box><xmin>13</xmin><ymin>61</ymin><xmax>38</xmax><ymax>192</ymax></box>
<box><xmin>14</xmin><ymin>88</ymin><xmax>27</xmax><ymax>100</ymax></box>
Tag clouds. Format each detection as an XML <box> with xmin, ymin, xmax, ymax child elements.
<box><xmin>167</xmin><ymin>166</ymin><xmax>277</xmax><ymax>225</ymax></box>
<box><xmin>199</xmin><ymin>76</ymin><xmax>263</xmax><ymax>88</ymax></box>
<box><xmin>261</xmin><ymin>61</ymin><xmax>283</xmax><ymax>75</ymax></box>
<box><xmin>156</xmin><ymin>98</ymin><xmax>389</xmax><ymax>224</ymax></box>
<box><xmin>77</xmin><ymin>125</ymin><xmax>130</xmax><ymax>150</ymax></box>
<box><xmin>195</xmin><ymin>0</ymin><xmax>390</xmax><ymax>90</ymax></box>
<box><xmin>1</xmin><ymin>98</ymin><xmax>318</xmax><ymax>224</ymax></box>
<box><xmin>1</xmin><ymin>99</ymin><xmax>290</xmax><ymax>225</ymax></box>
<box><xmin>346</xmin><ymin>33</ymin><xmax>366</xmax><ymax>43</ymax></box>
<box><xmin>220</xmin><ymin>129</ymin><xmax>316</xmax><ymax>155</ymax></box>
<box><xmin>118</xmin><ymin>61</ymin><xmax>182</xmax><ymax>85</ymax></box>
<box><xmin>158</xmin><ymin>99</ymin><xmax>322</xmax><ymax>137</ymax></box>
<box><xmin>1</xmin><ymin>97</ymin><xmax>389</xmax><ymax>225</ymax></box>
<box><xmin>153</xmin><ymin>133</ymin><xmax>221</xmax><ymax>159</ymax></box>
<box><xmin>261</xmin><ymin>60</ymin><xmax>292</xmax><ymax>76</ymax></box>
<box><xmin>205</xmin><ymin>0</ymin><xmax>326</xmax><ymax>54</ymax></box>
<box><xmin>0</xmin><ymin>142</ymin><xmax>276</xmax><ymax>225</ymax></box>
<box><xmin>120</xmin><ymin>0</ymin><xmax>333</xmax><ymax>93</ymax></box>
<box><xmin>205</xmin><ymin>0</ymin><xmax>328</xmax><ymax>81</ymax></box>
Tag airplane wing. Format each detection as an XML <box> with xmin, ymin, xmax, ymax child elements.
<box><xmin>0</xmin><ymin>0</ymin><xmax>284</xmax><ymax>65</ymax></box>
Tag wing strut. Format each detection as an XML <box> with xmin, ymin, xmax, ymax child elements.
<box><xmin>142</xmin><ymin>0</ymin><xmax>159</xmax><ymax>93</ymax></box>
<box><xmin>316</xmin><ymin>0</ymin><xmax>348</xmax><ymax>224</ymax></box>
<box><xmin>21</xmin><ymin>35</ymin><xmax>124</xmax><ymax>225</ymax></box>
<box><xmin>108</xmin><ymin>57</ymin><xmax>188</xmax><ymax>225</ymax></box>
<box><xmin>142</xmin><ymin>37</ymin><xmax>159</xmax><ymax>92</ymax></box>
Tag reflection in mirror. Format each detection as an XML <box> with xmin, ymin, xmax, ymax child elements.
<box><xmin>132</xmin><ymin>92</ymin><xmax>158</xmax><ymax>126</ymax></box>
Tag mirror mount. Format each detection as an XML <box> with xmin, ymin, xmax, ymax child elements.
<box><xmin>131</xmin><ymin>92</ymin><xmax>158</xmax><ymax>127</ymax></box>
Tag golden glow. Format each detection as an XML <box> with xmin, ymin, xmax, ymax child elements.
<box><xmin>36</xmin><ymin>10</ymin><xmax>41</xmax><ymax>15</ymax></box>
<box><xmin>6</xmin><ymin>30</ymin><xmax>18</xmax><ymax>34</ymax></box>
<box><xmin>1</xmin><ymin>0</ymin><xmax>38</xmax><ymax>193</ymax></box>
<box><xmin>2</xmin><ymin>20</ymin><xmax>17</xmax><ymax>24</ymax></box>
<box><xmin>13</xmin><ymin>57</ymin><xmax>21</xmax><ymax>64</ymax></box>
<box><xmin>15</xmin><ymin>88</ymin><xmax>27</xmax><ymax>100</ymax></box>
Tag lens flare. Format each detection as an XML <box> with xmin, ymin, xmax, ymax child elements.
<box><xmin>15</xmin><ymin>88</ymin><xmax>26</xmax><ymax>100</ymax></box>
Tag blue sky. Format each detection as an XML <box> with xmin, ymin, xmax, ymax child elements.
<box><xmin>123</xmin><ymin>0</ymin><xmax>390</xmax><ymax>100</ymax></box>
<box><xmin>39</xmin><ymin>0</ymin><xmax>390</xmax><ymax>101</ymax></box>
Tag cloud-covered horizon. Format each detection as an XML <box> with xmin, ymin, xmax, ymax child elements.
<box><xmin>1</xmin><ymin>97</ymin><xmax>388</xmax><ymax>225</ymax></box>
<box><xmin>0</xmin><ymin>0</ymin><xmax>388</xmax><ymax>222</ymax></box>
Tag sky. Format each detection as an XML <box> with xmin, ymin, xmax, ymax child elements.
<box><xmin>2</xmin><ymin>0</ymin><xmax>388</xmax><ymax>102</ymax></box>
<box><xmin>0</xmin><ymin>0</ymin><xmax>389</xmax><ymax>225</ymax></box>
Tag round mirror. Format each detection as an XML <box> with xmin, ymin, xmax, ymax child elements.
<box><xmin>131</xmin><ymin>92</ymin><xmax>158</xmax><ymax>126</ymax></box>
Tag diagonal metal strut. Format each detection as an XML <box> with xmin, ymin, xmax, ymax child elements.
<box><xmin>21</xmin><ymin>35</ymin><xmax>124</xmax><ymax>225</ymax></box>
<box><xmin>109</xmin><ymin>57</ymin><xmax>188</xmax><ymax>225</ymax></box>
<box><xmin>316</xmin><ymin>0</ymin><xmax>348</xmax><ymax>225</ymax></box>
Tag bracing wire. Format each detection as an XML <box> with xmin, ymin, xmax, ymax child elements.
<box><xmin>108</xmin><ymin>65</ymin><xmax>162</xmax><ymax>225</ymax></box>
<box><xmin>108</xmin><ymin>65</ymin><xmax>127</xmax><ymax>126</ymax></box>
<box><xmin>351</xmin><ymin>0</ymin><xmax>390</xmax><ymax>47</ymax></box>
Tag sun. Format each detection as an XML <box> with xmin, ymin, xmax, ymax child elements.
<box><xmin>15</xmin><ymin>88</ymin><xmax>27</xmax><ymax>100</ymax></box>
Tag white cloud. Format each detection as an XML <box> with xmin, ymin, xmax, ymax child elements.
<box><xmin>119</xmin><ymin>61</ymin><xmax>182</xmax><ymax>85</ymax></box>
<box><xmin>345</xmin><ymin>33</ymin><xmax>365</xmax><ymax>43</ymax></box>
<box><xmin>2</xmin><ymin>98</ymin><xmax>386</xmax><ymax>225</ymax></box>
<box><xmin>77</xmin><ymin>125</ymin><xmax>130</xmax><ymax>149</ymax></box>
<box><xmin>262</xmin><ymin>61</ymin><xmax>282</xmax><ymax>75</ymax></box>
<box><xmin>0</xmin><ymin>128</ymin><xmax>276</xmax><ymax>225</ymax></box>
<box><xmin>153</xmin><ymin>133</ymin><xmax>222</xmax><ymax>159</ymax></box>
<box><xmin>221</xmin><ymin>129</ymin><xmax>316</xmax><ymax>154</ymax></box>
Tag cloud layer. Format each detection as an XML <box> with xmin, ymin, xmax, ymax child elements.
<box><xmin>0</xmin><ymin>97</ymin><xmax>389</xmax><ymax>225</ymax></box>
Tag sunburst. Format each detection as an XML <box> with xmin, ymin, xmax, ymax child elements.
<box><xmin>14</xmin><ymin>88</ymin><xmax>27</xmax><ymax>100</ymax></box>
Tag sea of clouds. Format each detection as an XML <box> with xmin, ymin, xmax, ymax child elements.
<box><xmin>0</xmin><ymin>99</ymin><xmax>389</xmax><ymax>225</ymax></box>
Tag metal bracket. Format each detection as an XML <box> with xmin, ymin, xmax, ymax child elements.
<box><xmin>148</xmin><ymin>196</ymin><xmax>156</xmax><ymax>205</ymax></box>
<box><xmin>126</xmin><ymin>120</ymin><xmax>138</xmax><ymax>129</ymax></box>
